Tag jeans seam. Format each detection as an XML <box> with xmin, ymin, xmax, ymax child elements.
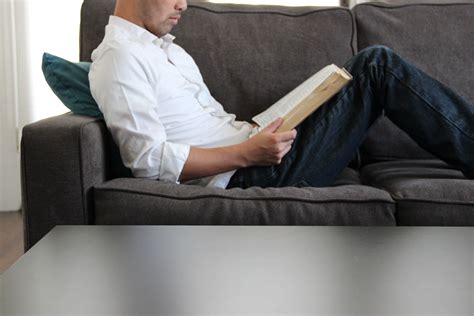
<box><xmin>381</xmin><ymin>63</ymin><xmax>474</xmax><ymax>140</ymax></box>
<box><xmin>285</xmin><ymin>74</ymin><xmax>368</xmax><ymax>186</ymax></box>
<box><xmin>304</xmin><ymin>72</ymin><xmax>366</xmax><ymax>134</ymax></box>
<box><xmin>256</xmin><ymin>80</ymin><xmax>359</xmax><ymax>187</ymax></box>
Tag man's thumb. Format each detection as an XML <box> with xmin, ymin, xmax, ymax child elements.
<box><xmin>264</xmin><ymin>117</ymin><xmax>284</xmax><ymax>133</ymax></box>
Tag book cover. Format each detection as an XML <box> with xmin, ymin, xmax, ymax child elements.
<box><xmin>252</xmin><ymin>64</ymin><xmax>353</xmax><ymax>133</ymax></box>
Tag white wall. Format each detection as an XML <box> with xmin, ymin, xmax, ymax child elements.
<box><xmin>0</xmin><ymin>0</ymin><xmax>21</xmax><ymax>212</ymax></box>
<box><xmin>23</xmin><ymin>0</ymin><xmax>83</xmax><ymax>122</ymax></box>
<box><xmin>0</xmin><ymin>0</ymin><xmax>82</xmax><ymax>212</ymax></box>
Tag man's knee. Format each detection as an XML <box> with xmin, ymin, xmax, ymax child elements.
<box><xmin>348</xmin><ymin>45</ymin><xmax>396</xmax><ymax>71</ymax></box>
<box><xmin>359</xmin><ymin>45</ymin><xmax>395</xmax><ymax>61</ymax></box>
<box><xmin>362</xmin><ymin>45</ymin><xmax>392</xmax><ymax>54</ymax></box>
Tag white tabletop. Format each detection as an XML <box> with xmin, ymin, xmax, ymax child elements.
<box><xmin>1</xmin><ymin>226</ymin><xmax>473</xmax><ymax>316</ymax></box>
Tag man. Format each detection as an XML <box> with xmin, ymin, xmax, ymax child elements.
<box><xmin>90</xmin><ymin>0</ymin><xmax>474</xmax><ymax>189</ymax></box>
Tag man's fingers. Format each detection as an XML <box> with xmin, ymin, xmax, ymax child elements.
<box><xmin>263</xmin><ymin>118</ymin><xmax>284</xmax><ymax>133</ymax></box>
<box><xmin>274</xmin><ymin>143</ymin><xmax>293</xmax><ymax>164</ymax></box>
<box><xmin>276</xmin><ymin>140</ymin><xmax>293</xmax><ymax>154</ymax></box>
<box><xmin>282</xmin><ymin>144</ymin><xmax>292</xmax><ymax>157</ymax></box>
<box><xmin>275</xmin><ymin>129</ymin><xmax>297</xmax><ymax>142</ymax></box>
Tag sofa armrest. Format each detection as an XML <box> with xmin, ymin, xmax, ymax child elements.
<box><xmin>21</xmin><ymin>113</ymin><xmax>109</xmax><ymax>250</ymax></box>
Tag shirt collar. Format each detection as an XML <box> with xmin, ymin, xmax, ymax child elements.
<box><xmin>154</xmin><ymin>33</ymin><xmax>176</xmax><ymax>50</ymax></box>
<box><xmin>108</xmin><ymin>15</ymin><xmax>175</xmax><ymax>49</ymax></box>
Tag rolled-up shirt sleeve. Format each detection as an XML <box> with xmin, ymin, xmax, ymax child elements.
<box><xmin>89</xmin><ymin>45</ymin><xmax>190</xmax><ymax>183</ymax></box>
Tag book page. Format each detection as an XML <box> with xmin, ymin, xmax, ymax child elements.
<box><xmin>252</xmin><ymin>64</ymin><xmax>339</xmax><ymax>128</ymax></box>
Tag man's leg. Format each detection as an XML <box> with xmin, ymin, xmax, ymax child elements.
<box><xmin>227</xmin><ymin>45</ymin><xmax>474</xmax><ymax>188</ymax></box>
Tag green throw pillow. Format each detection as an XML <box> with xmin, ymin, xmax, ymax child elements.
<box><xmin>42</xmin><ymin>52</ymin><xmax>103</xmax><ymax>119</ymax></box>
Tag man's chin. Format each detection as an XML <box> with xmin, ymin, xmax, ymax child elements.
<box><xmin>155</xmin><ymin>27</ymin><xmax>172</xmax><ymax>38</ymax></box>
<box><xmin>162</xmin><ymin>25</ymin><xmax>174</xmax><ymax>35</ymax></box>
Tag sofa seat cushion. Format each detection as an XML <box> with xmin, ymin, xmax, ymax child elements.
<box><xmin>361</xmin><ymin>160</ymin><xmax>474</xmax><ymax>226</ymax></box>
<box><xmin>354</xmin><ymin>2</ymin><xmax>474</xmax><ymax>163</ymax></box>
<box><xmin>94</xmin><ymin>178</ymin><xmax>396</xmax><ymax>226</ymax></box>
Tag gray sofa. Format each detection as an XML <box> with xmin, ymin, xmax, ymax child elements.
<box><xmin>21</xmin><ymin>1</ymin><xmax>474</xmax><ymax>250</ymax></box>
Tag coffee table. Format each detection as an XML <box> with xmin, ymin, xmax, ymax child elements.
<box><xmin>1</xmin><ymin>226</ymin><xmax>473</xmax><ymax>315</ymax></box>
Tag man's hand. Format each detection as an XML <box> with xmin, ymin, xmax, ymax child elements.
<box><xmin>180</xmin><ymin>118</ymin><xmax>297</xmax><ymax>181</ymax></box>
<box><xmin>240</xmin><ymin>118</ymin><xmax>297</xmax><ymax>167</ymax></box>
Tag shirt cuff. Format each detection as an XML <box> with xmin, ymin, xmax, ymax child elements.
<box><xmin>159</xmin><ymin>142</ymin><xmax>191</xmax><ymax>183</ymax></box>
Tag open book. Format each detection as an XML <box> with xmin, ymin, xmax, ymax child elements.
<box><xmin>252</xmin><ymin>64</ymin><xmax>353</xmax><ymax>133</ymax></box>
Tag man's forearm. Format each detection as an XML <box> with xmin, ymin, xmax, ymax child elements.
<box><xmin>179</xmin><ymin>118</ymin><xmax>297</xmax><ymax>182</ymax></box>
<box><xmin>179</xmin><ymin>145</ymin><xmax>248</xmax><ymax>182</ymax></box>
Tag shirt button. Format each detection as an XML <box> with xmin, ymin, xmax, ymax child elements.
<box><xmin>152</xmin><ymin>38</ymin><xmax>163</xmax><ymax>47</ymax></box>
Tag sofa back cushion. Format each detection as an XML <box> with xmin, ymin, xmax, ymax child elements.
<box><xmin>170</xmin><ymin>3</ymin><xmax>355</xmax><ymax>120</ymax></box>
<box><xmin>80</xmin><ymin>1</ymin><xmax>355</xmax><ymax>121</ymax></box>
<box><xmin>80</xmin><ymin>0</ymin><xmax>114</xmax><ymax>62</ymax></box>
<box><xmin>354</xmin><ymin>2</ymin><xmax>474</xmax><ymax>163</ymax></box>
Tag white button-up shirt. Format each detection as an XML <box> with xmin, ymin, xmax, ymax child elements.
<box><xmin>89</xmin><ymin>16</ymin><xmax>254</xmax><ymax>188</ymax></box>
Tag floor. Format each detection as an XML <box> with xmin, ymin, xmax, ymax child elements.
<box><xmin>0</xmin><ymin>211</ymin><xmax>24</xmax><ymax>274</ymax></box>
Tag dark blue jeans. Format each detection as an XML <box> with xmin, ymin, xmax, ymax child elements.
<box><xmin>227</xmin><ymin>45</ymin><xmax>474</xmax><ymax>188</ymax></box>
